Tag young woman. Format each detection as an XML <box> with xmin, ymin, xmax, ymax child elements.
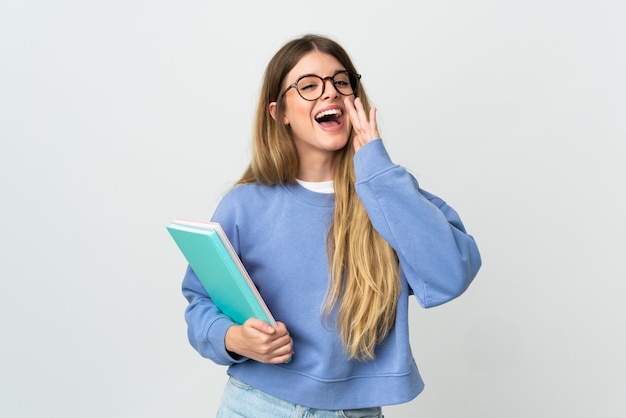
<box><xmin>182</xmin><ymin>34</ymin><xmax>481</xmax><ymax>417</ymax></box>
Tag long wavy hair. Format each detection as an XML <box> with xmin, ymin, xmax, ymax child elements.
<box><xmin>238</xmin><ymin>34</ymin><xmax>400</xmax><ymax>360</ymax></box>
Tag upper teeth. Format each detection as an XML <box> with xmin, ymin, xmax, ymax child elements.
<box><xmin>315</xmin><ymin>109</ymin><xmax>342</xmax><ymax>119</ymax></box>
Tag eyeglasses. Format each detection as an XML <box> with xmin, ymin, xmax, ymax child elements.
<box><xmin>281</xmin><ymin>70</ymin><xmax>361</xmax><ymax>101</ymax></box>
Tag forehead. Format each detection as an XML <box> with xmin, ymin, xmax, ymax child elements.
<box><xmin>286</xmin><ymin>51</ymin><xmax>346</xmax><ymax>81</ymax></box>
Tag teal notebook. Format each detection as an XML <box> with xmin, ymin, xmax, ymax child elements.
<box><xmin>167</xmin><ymin>218</ymin><xmax>276</xmax><ymax>327</ymax></box>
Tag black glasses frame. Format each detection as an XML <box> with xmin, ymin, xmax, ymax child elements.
<box><xmin>281</xmin><ymin>70</ymin><xmax>362</xmax><ymax>101</ymax></box>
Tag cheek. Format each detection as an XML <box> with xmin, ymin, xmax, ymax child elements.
<box><xmin>284</xmin><ymin>102</ymin><xmax>313</xmax><ymax>127</ymax></box>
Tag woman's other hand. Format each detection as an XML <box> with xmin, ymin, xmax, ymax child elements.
<box><xmin>225</xmin><ymin>319</ymin><xmax>293</xmax><ymax>364</ymax></box>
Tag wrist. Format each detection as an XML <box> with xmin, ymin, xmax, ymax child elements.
<box><xmin>224</xmin><ymin>325</ymin><xmax>242</xmax><ymax>358</ymax></box>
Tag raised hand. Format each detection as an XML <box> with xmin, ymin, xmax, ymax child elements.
<box><xmin>344</xmin><ymin>96</ymin><xmax>380</xmax><ymax>152</ymax></box>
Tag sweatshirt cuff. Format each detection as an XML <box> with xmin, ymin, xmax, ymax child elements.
<box><xmin>207</xmin><ymin>315</ymin><xmax>247</xmax><ymax>364</ymax></box>
<box><xmin>354</xmin><ymin>139</ymin><xmax>396</xmax><ymax>182</ymax></box>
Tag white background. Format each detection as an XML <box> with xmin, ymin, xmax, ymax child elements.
<box><xmin>1</xmin><ymin>1</ymin><xmax>624</xmax><ymax>417</ymax></box>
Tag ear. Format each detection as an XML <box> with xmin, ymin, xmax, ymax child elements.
<box><xmin>268</xmin><ymin>102</ymin><xmax>278</xmax><ymax>120</ymax></box>
<box><xmin>268</xmin><ymin>102</ymin><xmax>289</xmax><ymax>125</ymax></box>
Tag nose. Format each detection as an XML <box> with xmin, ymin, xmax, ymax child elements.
<box><xmin>321</xmin><ymin>77</ymin><xmax>339</xmax><ymax>100</ymax></box>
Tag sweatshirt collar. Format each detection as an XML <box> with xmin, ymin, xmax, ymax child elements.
<box><xmin>283</xmin><ymin>182</ymin><xmax>335</xmax><ymax>207</ymax></box>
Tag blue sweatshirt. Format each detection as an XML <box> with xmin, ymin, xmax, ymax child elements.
<box><xmin>182</xmin><ymin>139</ymin><xmax>481</xmax><ymax>410</ymax></box>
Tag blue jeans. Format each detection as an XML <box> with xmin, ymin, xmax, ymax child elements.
<box><xmin>217</xmin><ymin>376</ymin><xmax>384</xmax><ymax>418</ymax></box>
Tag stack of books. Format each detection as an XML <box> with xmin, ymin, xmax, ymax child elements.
<box><xmin>167</xmin><ymin>218</ymin><xmax>276</xmax><ymax>327</ymax></box>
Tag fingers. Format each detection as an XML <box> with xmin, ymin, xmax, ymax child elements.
<box><xmin>246</xmin><ymin>318</ymin><xmax>276</xmax><ymax>334</ymax></box>
<box><xmin>344</xmin><ymin>97</ymin><xmax>380</xmax><ymax>152</ymax></box>
<box><xmin>226</xmin><ymin>320</ymin><xmax>293</xmax><ymax>364</ymax></box>
<box><xmin>267</xmin><ymin>322</ymin><xmax>293</xmax><ymax>364</ymax></box>
<box><xmin>253</xmin><ymin>322</ymin><xmax>293</xmax><ymax>364</ymax></box>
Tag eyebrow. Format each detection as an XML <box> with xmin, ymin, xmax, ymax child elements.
<box><xmin>294</xmin><ymin>69</ymin><xmax>348</xmax><ymax>80</ymax></box>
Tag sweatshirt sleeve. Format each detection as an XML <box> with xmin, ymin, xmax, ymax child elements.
<box><xmin>354</xmin><ymin>139</ymin><xmax>482</xmax><ymax>308</ymax></box>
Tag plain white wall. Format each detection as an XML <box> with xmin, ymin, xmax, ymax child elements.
<box><xmin>1</xmin><ymin>1</ymin><xmax>624</xmax><ymax>417</ymax></box>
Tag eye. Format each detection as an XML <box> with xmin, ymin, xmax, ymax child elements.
<box><xmin>297</xmin><ymin>76</ymin><xmax>322</xmax><ymax>91</ymax></box>
<box><xmin>333</xmin><ymin>72</ymin><xmax>352</xmax><ymax>88</ymax></box>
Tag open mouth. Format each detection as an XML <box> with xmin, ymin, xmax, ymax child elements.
<box><xmin>314</xmin><ymin>108</ymin><xmax>343</xmax><ymax>126</ymax></box>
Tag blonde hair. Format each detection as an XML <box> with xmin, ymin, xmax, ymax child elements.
<box><xmin>238</xmin><ymin>34</ymin><xmax>400</xmax><ymax>360</ymax></box>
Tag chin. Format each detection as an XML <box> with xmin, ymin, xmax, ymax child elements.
<box><xmin>322</xmin><ymin>129</ymin><xmax>350</xmax><ymax>147</ymax></box>
<box><xmin>325</xmin><ymin>137</ymin><xmax>350</xmax><ymax>152</ymax></box>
